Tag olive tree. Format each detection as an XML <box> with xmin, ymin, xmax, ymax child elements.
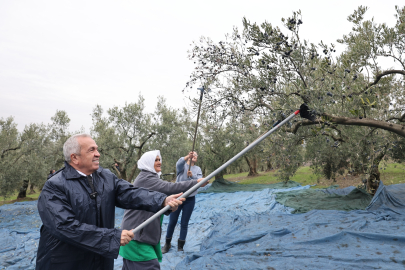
<box><xmin>185</xmin><ymin>6</ymin><xmax>405</xmax><ymax>193</ymax></box>
<box><xmin>196</xmin><ymin>110</ymin><xmax>246</xmax><ymax>180</ymax></box>
<box><xmin>148</xmin><ymin>97</ymin><xmax>192</xmax><ymax>179</ymax></box>
<box><xmin>0</xmin><ymin>117</ymin><xmax>51</xmax><ymax>199</ymax></box>
<box><xmin>91</xmin><ymin>95</ymin><xmax>192</xmax><ymax>182</ymax></box>
<box><xmin>91</xmin><ymin>95</ymin><xmax>155</xmax><ymax>181</ymax></box>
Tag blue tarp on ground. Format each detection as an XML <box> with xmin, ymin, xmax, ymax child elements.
<box><xmin>1</xmin><ymin>181</ymin><xmax>405</xmax><ymax>269</ymax></box>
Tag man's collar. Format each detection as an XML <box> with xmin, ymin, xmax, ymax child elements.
<box><xmin>76</xmin><ymin>170</ymin><xmax>88</xmax><ymax>177</ymax></box>
<box><xmin>64</xmin><ymin>161</ymin><xmax>99</xmax><ymax>179</ymax></box>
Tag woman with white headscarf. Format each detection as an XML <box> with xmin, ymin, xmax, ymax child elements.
<box><xmin>119</xmin><ymin>150</ymin><xmax>207</xmax><ymax>270</ymax></box>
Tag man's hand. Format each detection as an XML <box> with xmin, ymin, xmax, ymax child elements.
<box><xmin>120</xmin><ymin>230</ymin><xmax>134</xmax><ymax>246</ymax></box>
<box><xmin>164</xmin><ymin>193</ymin><xmax>185</xmax><ymax>211</ymax></box>
<box><xmin>197</xmin><ymin>178</ymin><xmax>209</xmax><ymax>187</ymax></box>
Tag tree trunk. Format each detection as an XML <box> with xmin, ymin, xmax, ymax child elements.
<box><xmin>367</xmin><ymin>151</ymin><xmax>385</xmax><ymax>196</ymax></box>
<box><xmin>245</xmin><ymin>156</ymin><xmax>259</xmax><ymax>177</ymax></box>
<box><xmin>214</xmin><ymin>169</ymin><xmax>225</xmax><ymax>180</ymax></box>
<box><xmin>265</xmin><ymin>160</ymin><xmax>272</xmax><ymax>172</ymax></box>
<box><xmin>17</xmin><ymin>180</ymin><xmax>29</xmax><ymax>199</ymax></box>
<box><xmin>29</xmin><ymin>183</ymin><xmax>35</xmax><ymax>194</ymax></box>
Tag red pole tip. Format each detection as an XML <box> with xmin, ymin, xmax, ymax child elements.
<box><xmin>294</xmin><ymin>110</ymin><xmax>300</xmax><ymax>115</ymax></box>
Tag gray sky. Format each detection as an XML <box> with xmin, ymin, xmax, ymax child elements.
<box><xmin>0</xmin><ymin>0</ymin><xmax>399</xmax><ymax>132</ymax></box>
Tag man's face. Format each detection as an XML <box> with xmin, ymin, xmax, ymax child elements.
<box><xmin>72</xmin><ymin>137</ymin><xmax>100</xmax><ymax>175</ymax></box>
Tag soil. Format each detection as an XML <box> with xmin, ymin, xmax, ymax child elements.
<box><xmin>315</xmin><ymin>174</ymin><xmax>364</xmax><ymax>189</ymax></box>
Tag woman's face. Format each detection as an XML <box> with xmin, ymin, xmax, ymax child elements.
<box><xmin>191</xmin><ymin>152</ymin><xmax>198</xmax><ymax>163</ymax></box>
<box><xmin>154</xmin><ymin>156</ymin><xmax>162</xmax><ymax>172</ymax></box>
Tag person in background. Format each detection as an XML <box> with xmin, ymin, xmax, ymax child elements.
<box><xmin>114</xmin><ymin>163</ymin><xmax>121</xmax><ymax>172</ymax></box>
<box><xmin>162</xmin><ymin>151</ymin><xmax>203</xmax><ymax>254</ymax></box>
<box><xmin>36</xmin><ymin>134</ymin><xmax>184</xmax><ymax>270</ymax></box>
<box><xmin>119</xmin><ymin>150</ymin><xmax>208</xmax><ymax>270</ymax></box>
<box><xmin>46</xmin><ymin>169</ymin><xmax>55</xmax><ymax>180</ymax></box>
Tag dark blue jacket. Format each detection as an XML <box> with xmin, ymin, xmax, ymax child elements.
<box><xmin>35</xmin><ymin>162</ymin><xmax>167</xmax><ymax>270</ymax></box>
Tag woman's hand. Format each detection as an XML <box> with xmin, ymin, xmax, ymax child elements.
<box><xmin>184</xmin><ymin>151</ymin><xmax>193</xmax><ymax>161</ymax></box>
<box><xmin>184</xmin><ymin>151</ymin><xmax>197</xmax><ymax>162</ymax></box>
<box><xmin>164</xmin><ymin>193</ymin><xmax>185</xmax><ymax>211</ymax></box>
<box><xmin>197</xmin><ymin>178</ymin><xmax>209</xmax><ymax>187</ymax></box>
<box><xmin>187</xmin><ymin>170</ymin><xmax>193</xmax><ymax>177</ymax></box>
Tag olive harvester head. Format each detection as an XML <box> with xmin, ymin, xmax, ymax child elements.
<box><xmin>299</xmin><ymin>104</ymin><xmax>316</xmax><ymax>121</ymax></box>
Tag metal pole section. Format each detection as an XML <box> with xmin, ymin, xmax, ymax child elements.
<box><xmin>132</xmin><ymin>110</ymin><xmax>300</xmax><ymax>234</ymax></box>
<box><xmin>187</xmin><ymin>88</ymin><xmax>204</xmax><ymax>172</ymax></box>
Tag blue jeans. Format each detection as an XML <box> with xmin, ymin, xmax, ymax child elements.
<box><xmin>165</xmin><ymin>196</ymin><xmax>195</xmax><ymax>241</ymax></box>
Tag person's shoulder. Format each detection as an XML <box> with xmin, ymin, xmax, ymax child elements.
<box><xmin>47</xmin><ymin>167</ymin><xmax>65</xmax><ymax>181</ymax></box>
<box><xmin>44</xmin><ymin>168</ymin><xmax>66</xmax><ymax>189</ymax></box>
<box><xmin>136</xmin><ymin>170</ymin><xmax>158</xmax><ymax>182</ymax></box>
<box><xmin>97</xmin><ymin>166</ymin><xmax>116</xmax><ymax>179</ymax></box>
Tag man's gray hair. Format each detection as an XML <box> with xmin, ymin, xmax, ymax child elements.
<box><xmin>63</xmin><ymin>134</ymin><xmax>92</xmax><ymax>163</ymax></box>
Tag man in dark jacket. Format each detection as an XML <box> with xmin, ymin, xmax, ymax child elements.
<box><xmin>36</xmin><ymin>134</ymin><xmax>184</xmax><ymax>270</ymax></box>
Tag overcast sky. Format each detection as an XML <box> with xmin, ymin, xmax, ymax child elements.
<box><xmin>0</xmin><ymin>0</ymin><xmax>399</xmax><ymax>132</ymax></box>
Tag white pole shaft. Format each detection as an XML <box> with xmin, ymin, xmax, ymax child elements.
<box><xmin>132</xmin><ymin>110</ymin><xmax>300</xmax><ymax>234</ymax></box>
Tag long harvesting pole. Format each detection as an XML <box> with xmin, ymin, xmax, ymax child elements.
<box><xmin>132</xmin><ymin>109</ymin><xmax>301</xmax><ymax>234</ymax></box>
<box><xmin>187</xmin><ymin>87</ymin><xmax>204</xmax><ymax>172</ymax></box>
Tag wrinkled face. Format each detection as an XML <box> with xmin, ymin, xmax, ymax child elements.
<box><xmin>71</xmin><ymin>136</ymin><xmax>100</xmax><ymax>175</ymax></box>
<box><xmin>154</xmin><ymin>156</ymin><xmax>162</xmax><ymax>173</ymax></box>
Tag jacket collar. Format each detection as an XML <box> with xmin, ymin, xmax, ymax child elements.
<box><xmin>63</xmin><ymin>161</ymin><xmax>103</xmax><ymax>180</ymax></box>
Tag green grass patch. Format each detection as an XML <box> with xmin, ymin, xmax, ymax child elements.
<box><xmin>224</xmin><ymin>171</ymin><xmax>278</xmax><ymax>185</ymax></box>
<box><xmin>379</xmin><ymin>162</ymin><xmax>405</xmax><ymax>185</ymax></box>
<box><xmin>224</xmin><ymin>167</ymin><xmax>316</xmax><ymax>186</ymax></box>
<box><xmin>224</xmin><ymin>162</ymin><xmax>405</xmax><ymax>188</ymax></box>
<box><xmin>0</xmin><ymin>191</ymin><xmax>40</xmax><ymax>207</ymax></box>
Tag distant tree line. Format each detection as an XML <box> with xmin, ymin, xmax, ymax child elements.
<box><xmin>1</xmin><ymin>6</ymin><xmax>405</xmax><ymax>199</ymax></box>
<box><xmin>0</xmin><ymin>95</ymin><xmax>265</xmax><ymax>200</ymax></box>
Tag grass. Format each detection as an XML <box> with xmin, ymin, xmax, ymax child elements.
<box><xmin>1</xmin><ymin>162</ymin><xmax>404</xmax><ymax>206</ymax></box>
<box><xmin>379</xmin><ymin>162</ymin><xmax>405</xmax><ymax>185</ymax></box>
<box><xmin>224</xmin><ymin>166</ymin><xmax>319</xmax><ymax>186</ymax></box>
<box><xmin>0</xmin><ymin>190</ymin><xmax>40</xmax><ymax>207</ymax></box>
<box><xmin>224</xmin><ymin>162</ymin><xmax>405</xmax><ymax>189</ymax></box>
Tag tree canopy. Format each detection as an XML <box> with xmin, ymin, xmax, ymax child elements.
<box><xmin>1</xmin><ymin>6</ymin><xmax>404</xmax><ymax>199</ymax></box>
<box><xmin>185</xmin><ymin>5</ymin><xmax>405</xmax><ymax>193</ymax></box>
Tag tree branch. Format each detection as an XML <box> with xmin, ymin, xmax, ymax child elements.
<box><xmin>350</xmin><ymin>69</ymin><xmax>405</xmax><ymax>96</ymax></box>
<box><xmin>323</xmin><ymin>113</ymin><xmax>405</xmax><ymax>137</ymax></box>
<box><xmin>1</xmin><ymin>146</ymin><xmax>21</xmax><ymax>159</ymax></box>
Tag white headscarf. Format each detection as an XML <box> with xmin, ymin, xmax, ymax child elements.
<box><xmin>137</xmin><ymin>150</ymin><xmax>162</xmax><ymax>176</ymax></box>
